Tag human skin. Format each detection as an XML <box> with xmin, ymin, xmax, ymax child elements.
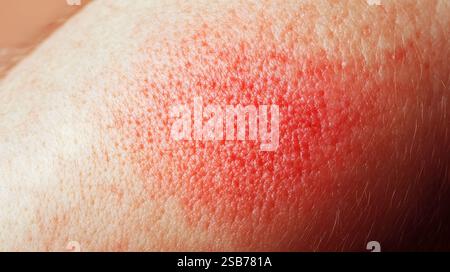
<box><xmin>0</xmin><ymin>0</ymin><xmax>449</xmax><ymax>251</ymax></box>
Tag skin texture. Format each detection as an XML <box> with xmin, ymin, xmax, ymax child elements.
<box><xmin>0</xmin><ymin>0</ymin><xmax>449</xmax><ymax>251</ymax></box>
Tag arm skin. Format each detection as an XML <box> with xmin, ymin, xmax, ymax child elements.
<box><xmin>0</xmin><ymin>0</ymin><xmax>449</xmax><ymax>251</ymax></box>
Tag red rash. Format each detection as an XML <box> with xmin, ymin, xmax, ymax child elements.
<box><xmin>110</xmin><ymin>23</ymin><xmax>424</xmax><ymax>250</ymax></box>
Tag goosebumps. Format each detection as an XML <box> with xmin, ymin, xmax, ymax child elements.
<box><xmin>108</xmin><ymin>5</ymin><xmax>436</xmax><ymax>249</ymax></box>
<box><xmin>114</xmin><ymin>31</ymin><xmax>383</xmax><ymax>249</ymax></box>
<box><xmin>169</xmin><ymin>96</ymin><xmax>280</xmax><ymax>151</ymax></box>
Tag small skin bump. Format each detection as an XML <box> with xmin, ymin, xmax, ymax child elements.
<box><xmin>362</xmin><ymin>25</ymin><xmax>372</xmax><ymax>37</ymax></box>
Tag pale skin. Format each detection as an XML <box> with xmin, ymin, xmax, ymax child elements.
<box><xmin>0</xmin><ymin>0</ymin><xmax>449</xmax><ymax>251</ymax></box>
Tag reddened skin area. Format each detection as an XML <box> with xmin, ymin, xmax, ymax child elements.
<box><xmin>108</xmin><ymin>2</ymin><xmax>449</xmax><ymax>250</ymax></box>
<box><xmin>0</xmin><ymin>0</ymin><xmax>448</xmax><ymax>251</ymax></box>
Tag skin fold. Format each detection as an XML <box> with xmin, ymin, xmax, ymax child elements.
<box><xmin>0</xmin><ymin>0</ymin><xmax>449</xmax><ymax>251</ymax></box>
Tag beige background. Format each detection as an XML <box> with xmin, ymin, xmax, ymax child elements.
<box><xmin>0</xmin><ymin>0</ymin><xmax>90</xmax><ymax>78</ymax></box>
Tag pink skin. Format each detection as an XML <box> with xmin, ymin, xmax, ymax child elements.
<box><xmin>0</xmin><ymin>0</ymin><xmax>448</xmax><ymax>251</ymax></box>
<box><xmin>113</xmin><ymin>15</ymin><xmax>449</xmax><ymax>250</ymax></box>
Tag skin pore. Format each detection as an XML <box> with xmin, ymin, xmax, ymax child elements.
<box><xmin>0</xmin><ymin>0</ymin><xmax>449</xmax><ymax>251</ymax></box>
